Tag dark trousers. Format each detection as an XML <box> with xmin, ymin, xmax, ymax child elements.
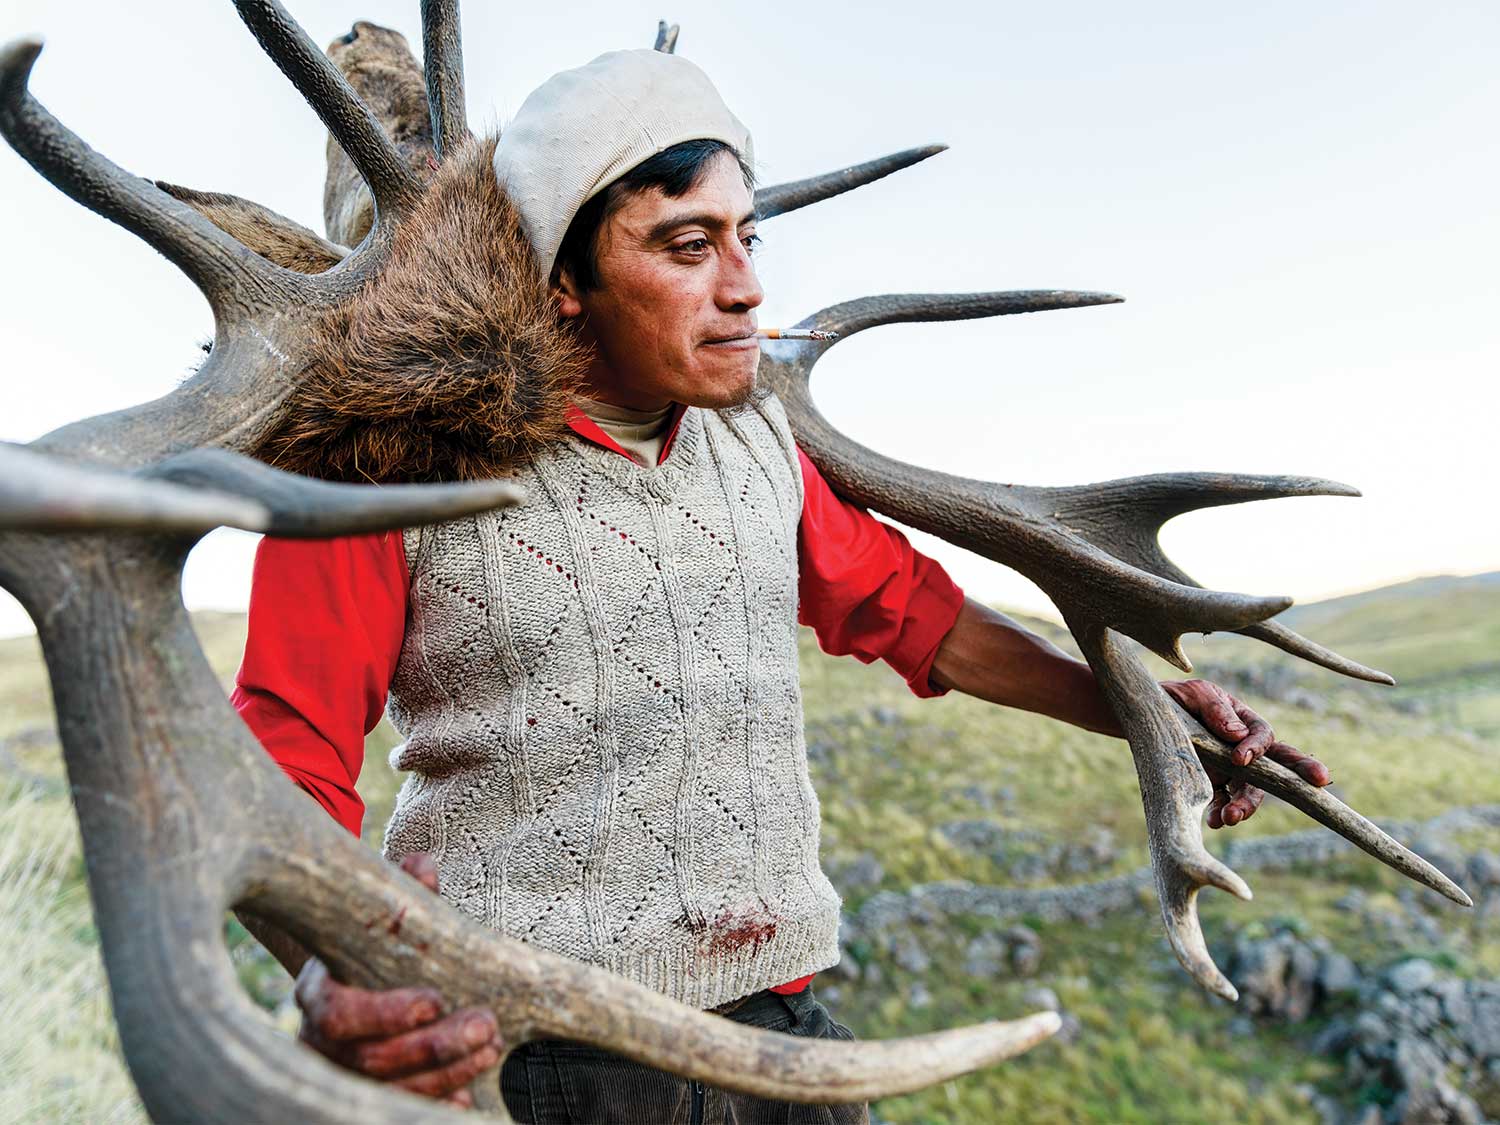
<box><xmin>499</xmin><ymin>987</ymin><xmax>871</xmax><ymax>1124</ymax></box>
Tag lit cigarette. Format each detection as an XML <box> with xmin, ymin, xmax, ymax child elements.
<box><xmin>755</xmin><ymin>328</ymin><xmax>840</xmax><ymax>341</ymax></box>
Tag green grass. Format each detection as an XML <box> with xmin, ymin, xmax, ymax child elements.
<box><xmin>0</xmin><ymin>779</ymin><xmax>142</xmax><ymax>1124</ymax></box>
<box><xmin>0</xmin><ymin>572</ymin><xmax>1495</xmax><ymax>1121</ymax></box>
<box><xmin>796</xmin><ymin>595</ymin><xmax>1500</xmax><ymax>1123</ymax></box>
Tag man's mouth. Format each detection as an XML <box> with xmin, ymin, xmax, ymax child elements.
<box><xmin>702</xmin><ymin>331</ymin><xmax>757</xmax><ymax>346</ymax></box>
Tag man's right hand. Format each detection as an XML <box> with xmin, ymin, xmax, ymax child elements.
<box><xmin>293</xmin><ymin>853</ymin><xmax>503</xmax><ymax>1109</ymax></box>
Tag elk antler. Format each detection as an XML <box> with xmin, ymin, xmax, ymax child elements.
<box><xmin>0</xmin><ymin>7</ymin><xmax>1066</xmax><ymax>1121</ymax></box>
<box><xmin>421</xmin><ymin>0</ymin><xmax>470</xmax><ymax>158</ymax></box>
<box><xmin>754</xmin><ymin>295</ymin><xmax>1470</xmax><ymax>1000</ymax></box>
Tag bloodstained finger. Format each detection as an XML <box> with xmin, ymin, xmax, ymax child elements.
<box><xmin>394</xmin><ymin>1045</ymin><xmax>503</xmax><ymax>1099</ymax></box>
<box><xmin>1227</xmin><ymin>700</ymin><xmax>1274</xmax><ymax>766</ymax></box>
<box><xmin>1267</xmin><ymin>741</ymin><xmax>1331</xmax><ymax>786</ymax></box>
<box><xmin>1192</xmin><ymin>683</ymin><xmax>1247</xmax><ymax>739</ymax></box>
<box><xmin>1207</xmin><ymin>786</ymin><xmax>1228</xmax><ymax>830</ymax></box>
<box><xmin>1218</xmin><ymin>779</ymin><xmax>1265</xmax><ymax>827</ymax></box>
<box><xmin>310</xmin><ymin>979</ymin><xmax>446</xmax><ymax>1043</ymax></box>
<box><xmin>446</xmin><ymin>1089</ymin><xmax>474</xmax><ymax>1109</ymax></box>
<box><xmin>350</xmin><ymin>1008</ymin><xmax>499</xmax><ymax>1079</ymax></box>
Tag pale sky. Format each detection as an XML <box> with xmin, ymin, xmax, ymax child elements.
<box><xmin>1</xmin><ymin>0</ymin><xmax>1496</xmax><ymax>639</ymax></box>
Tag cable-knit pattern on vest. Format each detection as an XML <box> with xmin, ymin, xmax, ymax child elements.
<box><xmin>383</xmin><ymin>392</ymin><xmax>842</xmax><ymax>1010</ymax></box>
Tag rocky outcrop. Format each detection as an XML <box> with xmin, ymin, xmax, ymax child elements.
<box><xmin>1227</xmin><ymin>929</ymin><xmax>1500</xmax><ymax>1125</ymax></box>
<box><xmin>834</xmin><ymin>807</ymin><xmax>1500</xmax><ymax>942</ymax></box>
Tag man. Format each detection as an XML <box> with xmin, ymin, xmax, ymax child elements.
<box><xmin>233</xmin><ymin>48</ymin><xmax>1330</xmax><ymax>1122</ymax></box>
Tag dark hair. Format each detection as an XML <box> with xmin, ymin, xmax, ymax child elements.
<box><xmin>552</xmin><ymin>138</ymin><xmax>755</xmax><ymax>291</ymax></box>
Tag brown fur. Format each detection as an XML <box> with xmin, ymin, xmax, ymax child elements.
<box><xmin>251</xmin><ymin>135</ymin><xmax>589</xmax><ymax>484</ymax></box>
<box><xmin>323</xmin><ymin>22</ymin><xmax>436</xmax><ymax>246</ymax></box>
<box><xmin>156</xmin><ymin>183</ymin><xmax>349</xmax><ymax>274</ymax></box>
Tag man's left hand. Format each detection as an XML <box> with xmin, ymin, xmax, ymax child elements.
<box><xmin>1160</xmin><ymin>679</ymin><xmax>1331</xmax><ymax>829</ymax></box>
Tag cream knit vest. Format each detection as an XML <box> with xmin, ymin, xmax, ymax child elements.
<box><xmin>383</xmin><ymin>391</ymin><xmax>842</xmax><ymax>1010</ymax></box>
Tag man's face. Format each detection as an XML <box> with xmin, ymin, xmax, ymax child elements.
<box><xmin>553</xmin><ymin>151</ymin><xmax>764</xmax><ymax>411</ymax></box>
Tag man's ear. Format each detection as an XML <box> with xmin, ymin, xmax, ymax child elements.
<box><xmin>552</xmin><ymin>265</ymin><xmax>585</xmax><ymax>320</ymax></box>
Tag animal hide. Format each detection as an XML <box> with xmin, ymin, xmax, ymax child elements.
<box><xmin>322</xmin><ymin>21</ymin><xmax>436</xmax><ymax>248</ymax></box>
<box><xmin>178</xmin><ymin>136</ymin><xmax>588</xmax><ymax>484</ymax></box>
<box><xmin>156</xmin><ymin>182</ymin><xmax>350</xmax><ymax>274</ymax></box>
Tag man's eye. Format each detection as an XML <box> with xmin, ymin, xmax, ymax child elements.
<box><xmin>675</xmin><ymin>238</ymin><xmax>710</xmax><ymax>254</ymax></box>
<box><xmin>742</xmin><ymin>233</ymin><xmax>763</xmax><ymax>255</ymax></box>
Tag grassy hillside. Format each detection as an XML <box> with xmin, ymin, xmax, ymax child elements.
<box><xmin>1275</xmin><ymin>573</ymin><xmax>1500</xmax><ymax>737</ymax></box>
<box><xmin>0</xmin><ymin>574</ymin><xmax>1495</xmax><ymax>1122</ymax></box>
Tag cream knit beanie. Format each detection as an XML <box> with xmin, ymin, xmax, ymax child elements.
<box><xmin>492</xmin><ymin>49</ymin><xmax>754</xmax><ymax>278</ymax></box>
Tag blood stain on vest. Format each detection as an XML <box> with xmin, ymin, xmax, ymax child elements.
<box><xmin>702</xmin><ymin>907</ymin><xmax>780</xmax><ymax>955</ymax></box>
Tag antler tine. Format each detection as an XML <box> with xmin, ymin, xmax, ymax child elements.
<box><xmin>654</xmin><ymin>20</ymin><xmax>681</xmax><ymax>53</ymax></box>
<box><xmin>1048</xmin><ymin>473</ymin><xmax>1362</xmax><ymax>521</ymax></box>
<box><xmin>526</xmin><ymin>979</ymin><xmax>1061</xmax><ymax>1103</ymax></box>
<box><xmin>233</xmin><ymin>0</ymin><xmax>421</xmax><ymax>225</ymax></box>
<box><xmin>0</xmin><ymin>445</ymin><xmax>524</xmax><ymax>538</ymax></box>
<box><xmin>1236</xmin><ymin>619</ymin><xmax>1395</xmax><ymax>685</ymax></box>
<box><xmin>809</xmin><ymin>289</ymin><xmax>1125</xmax><ymax>339</ymax></box>
<box><xmin>1184</xmin><ymin>716</ymin><xmax>1471</xmax><ymax>906</ymax></box>
<box><xmin>145</xmin><ymin>449</ymin><xmax>525</xmax><ymax>536</ymax></box>
<box><xmin>0</xmin><ymin>39</ymin><xmax>301</xmax><ymax>320</ymax></box>
<box><xmin>421</xmin><ymin>0</ymin><xmax>470</xmax><ymax>159</ymax></box>
<box><xmin>0</xmin><ymin>443</ymin><xmax>266</xmax><ymax>536</ymax></box>
<box><xmin>1044</xmin><ymin>474</ymin><xmax>1397</xmax><ymax>685</ymax></box>
<box><xmin>248</xmin><ymin>828</ymin><xmax>1058</xmax><ymax>1111</ymax></box>
<box><xmin>1070</xmin><ymin>619</ymin><xmax>1249</xmax><ymax>1000</ymax></box>
<box><xmin>754</xmin><ymin>145</ymin><xmax>948</xmax><ymax>220</ymax></box>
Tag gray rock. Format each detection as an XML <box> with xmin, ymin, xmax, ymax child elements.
<box><xmin>907</xmin><ymin>982</ymin><xmax>931</xmax><ymax>1009</ymax></box>
<box><xmin>1428</xmin><ymin>978</ymin><xmax>1467</xmax><ymax>1022</ymax></box>
<box><xmin>1310</xmin><ymin>1019</ymin><xmax>1352</xmax><ymax>1055</ymax></box>
<box><xmin>1456</xmin><ymin>988</ymin><xmax>1500</xmax><ymax>1059</ymax></box>
<box><xmin>1054</xmin><ymin>1012</ymin><xmax>1083</xmax><ymax>1046</ymax></box>
<box><xmin>1004</xmin><ymin>924</ymin><xmax>1041</xmax><ymax>947</ymax></box>
<box><xmin>826</xmin><ymin>955</ymin><xmax>861</xmax><ymax>983</ymax></box>
<box><xmin>962</xmin><ymin>931</ymin><xmax>1009</xmax><ymax>978</ymax></box>
<box><xmin>890</xmin><ymin>935</ymin><xmax>931</xmax><ymax>975</ymax></box>
<box><xmin>829</xmin><ymin>851</ymin><xmax>885</xmax><ymax>896</ymax></box>
<box><xmin>1467</xmin><ymin>852</ymin><xmax>1500</xmax><ymax>887</ymax></box>
<box><xmin>1351</xmin><ymin>1010</ymin><xmax>1394</xmax><ymax>1049</ymax></box>
<box><xmin>1011</xmin><ymin>944</ymin><xmax>1043</xmax><ymax>976</ymax></box>
<box><xmin>1006</xmin><ymin>925</ymin><xmax>1043</xmax><ymax>976</ymax></box>
<box><xmin>1296</xmin><ymin>1083</ymin><xmax>1346</xmax><ymax>1125</ymax></box>
<box><xmin>1407</xmin><ymin>993</ymin><xmax>1443</xmax><ymax>1034</ymax></box>
<box><xmin>1390</xmin><ymin>1034</ymin><xmax>1444</xmax><ymax>1095</ymax></box>
<box><xmin>1336</xmin><ymin>889</ymin><xmax>1368</xmax><ymax>913</ymax></box>
<box><xmin>805</xmin><ymin>737</ymin><xmax>837</xmax><ymax>766</ymax></box>
<box><xmin>1229</xmin><ymin>930</ymin><xmax>1320</xmax><ymax>1021</ymax></box>
<box><xmin>938</xmin><ymin>818</ymin><xmax>1010</xmax><ymax>857</ymax></box>
<box><xmin>1021</xmin><ymin>987</ymin><xmax>1060</xmax><ymax>1012</ymax></box>
<box><xmin>1227</xmin><ymin>1016</ymin><xmax>1255</xmax><ymax>1038</ymax></box>
<box><xmin>956</xmin><ymin>783</ymin><xmax>997</xmax><ymax>811</ymax></box>
<box><xmin>1386</xmin><ymin>959</ymin><xmax>1438</xmax><ymax>995</ymax></box>
<box><xmin>1058</xmin><ymin>827</ymin><xmax>1119</xmax><ymax>876</ymax></box>
<box><xmin>1318</xmin><ymin>951</ymin><xmax>1361</xmax><ymax>997</ymax></box>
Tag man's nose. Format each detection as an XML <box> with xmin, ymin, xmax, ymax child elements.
<box><xmin>716</xmin><ymin>241</ymin><xmax>763</xmax><ymax>311</ymax></box>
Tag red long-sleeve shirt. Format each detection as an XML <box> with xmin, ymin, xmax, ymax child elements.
<box><xmin>232</xmin><ymin>405</ymin><xmax>964</xmax><ymax>994</ymax></box>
